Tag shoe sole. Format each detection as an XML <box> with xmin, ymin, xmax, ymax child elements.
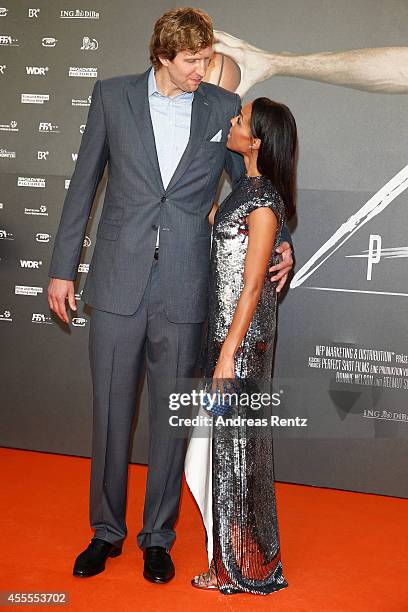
<box><xmin>73</xmin><ymin>565</ymin><xmax>106</xmax><ymax>578</ymax></box>
<box><xmin>143</xmin><ymin>570</ymin><xmax>175</xmax><ymax>584</ymax></box>
<box><xmin>73</xmin><ymin>547</ymin><xmax>122</xmax><ymax>578</ymax></box>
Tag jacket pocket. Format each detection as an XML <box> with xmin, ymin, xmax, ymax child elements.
<box><xmin>96</xmin><ymin>221</ymin><xmax>121</xmax><ymax>241</ymax></box>
<box><xmin>104</xmin><ymin>204</ymin><xmax>124</xmax><ymax>221</ymax></box>
<box><xmin>202</xmin><ymin>139</ymin><xmax>225</xmax><ymax>147</ymax></box>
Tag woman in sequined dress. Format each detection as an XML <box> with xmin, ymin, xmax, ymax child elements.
<box><xmin>184</xmin><ymin>97</ymin><xmax>297</xmax><ymax>594</ymax></box>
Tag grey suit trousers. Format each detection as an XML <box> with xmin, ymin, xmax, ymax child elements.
<box><xmin>88</xmin><ymin>255</ymin><xmax>203</xmax><ymax>550</ymax></box>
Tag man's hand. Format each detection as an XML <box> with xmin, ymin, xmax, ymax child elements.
<box><xmin>48</xmin><ymin>278</ymin><xmax>77</xmax><ymax>324</ymax></box>
<box><xmin>269</xmin><ymin>241</ymin><xmax>293</xmax><ymax>292</ymax></box>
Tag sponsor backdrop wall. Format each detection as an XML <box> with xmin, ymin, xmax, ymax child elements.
<box><xmin>1</xmin><ymin>1</ymin><xmax>407</xmax><ymax>497</ymax></box>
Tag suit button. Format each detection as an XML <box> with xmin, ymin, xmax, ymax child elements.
<box><xmin>152</xmin><ymin>224</ymin><xmax>158</xmax><ymax>230</ymax></box>
<box><xmin>160</xmin><ymin>196</ymin><xmax>167</xmax><ymax>203</ymax></box>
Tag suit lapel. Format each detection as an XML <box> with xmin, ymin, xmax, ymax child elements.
<box><xmin>126</xmin><ymin>69</ymin><xmax>164</xmax><ymax>192</ymax></box>
<box><xmin>126</xmin><ymin>70</ymin><xmax>211</xmax><ymax>194</ymax></box>
<box><xmin>165</xmin><ymin>86</ymin><xmax>211</xmax><ymax>193</ymax></box>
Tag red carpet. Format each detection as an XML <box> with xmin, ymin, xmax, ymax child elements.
<box><xmin>0</xmin><ymin>447</ymin><xmax>407</xmax><ymax>611</ymax></box>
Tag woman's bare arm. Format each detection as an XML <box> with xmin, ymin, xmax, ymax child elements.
<box><xmin>217</xmin><ymin>207</ymin><xmax>278</xmax><ymax>363</ymax></box>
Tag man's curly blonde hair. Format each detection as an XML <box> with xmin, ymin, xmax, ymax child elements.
<box><xmin>150</xmin><ymin>7</ymin><xmax>214</xmax><ymax>71</ymax></box>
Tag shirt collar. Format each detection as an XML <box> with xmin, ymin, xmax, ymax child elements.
<box><xmin>148</xmin><ymin>66</ymin><xmax>194</xmax><ymax>101</ymax></box>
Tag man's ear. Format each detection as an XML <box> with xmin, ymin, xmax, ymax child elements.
<box><xmin>158</xmin><ymin>56</ymin><xmax>169</xmax><ymax>68</ymax></box>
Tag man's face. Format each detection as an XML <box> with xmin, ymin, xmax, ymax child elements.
<box><xmin>161</xmin><ymin>47</ymin><xmax>214</xmax><ymax>93</ymax></box>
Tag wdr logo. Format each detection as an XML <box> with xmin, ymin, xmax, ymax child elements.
<box><xmin>26</xmin><ymin>66</ymin><xmax>49</xmax><ymax>75</ymax></box>
<box><xmin>20</xmin><ymin>259</ymin><xmax>43</xmax><ymax>268</ymax></box>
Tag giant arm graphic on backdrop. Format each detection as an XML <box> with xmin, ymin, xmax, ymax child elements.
<box><xmin>205</xmin><ymin>32</ymin><xmax>408</xmax><ymax>97</ymax></box>
<box><xmin>203</xmin><ymin>34</ymin><xmax>408</xmax><ymax>297</ymax></box>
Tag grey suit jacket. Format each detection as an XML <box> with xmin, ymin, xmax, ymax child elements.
<box><xmin>48</xmin><ymin>68</ymin><xmax>291</xmax><ymax>323</ymax></box>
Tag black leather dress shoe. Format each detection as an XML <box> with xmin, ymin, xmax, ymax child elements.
<box><xmin>143</xmin><ymin>546</ymin><xmax>175</xmax><ymax>583</ymax></box>
<box><xmin>73</xmin><ymin>538</ymin><xmax>122</xmax><ymax>577</ymax></box>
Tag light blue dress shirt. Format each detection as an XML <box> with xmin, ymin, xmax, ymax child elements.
<box><xmin>148</xmin><ymin>67</ymin><xmax>194</xmax><ymax>247</ymax></box>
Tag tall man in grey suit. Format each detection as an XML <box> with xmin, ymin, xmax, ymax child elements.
<box><xmin>48</xmin><ymin>7</ymin><xmax>293</xmax><ymax>584</ymax></box>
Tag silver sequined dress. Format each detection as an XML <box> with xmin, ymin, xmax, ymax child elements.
<box><xmin>185</xmin><ymin>173</ymin><xmax>289</xmax><ymax>595</ymax></box>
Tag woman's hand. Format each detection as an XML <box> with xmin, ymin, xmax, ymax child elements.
<box><xmin>212</xmin><ymin>352</ymin><xmax>235</xmax><ymax>393</ymax></box>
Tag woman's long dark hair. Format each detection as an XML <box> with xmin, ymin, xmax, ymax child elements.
<box><xmin>250</xmin><ymin>97</ymin><xmax>297</xmax><ymax>219</ymax></box>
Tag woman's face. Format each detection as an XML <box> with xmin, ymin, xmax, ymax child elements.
<box><xmin>227</xmin><ymin>102</ymin><xmax>254</xmax><ymax>154</ymax></box>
